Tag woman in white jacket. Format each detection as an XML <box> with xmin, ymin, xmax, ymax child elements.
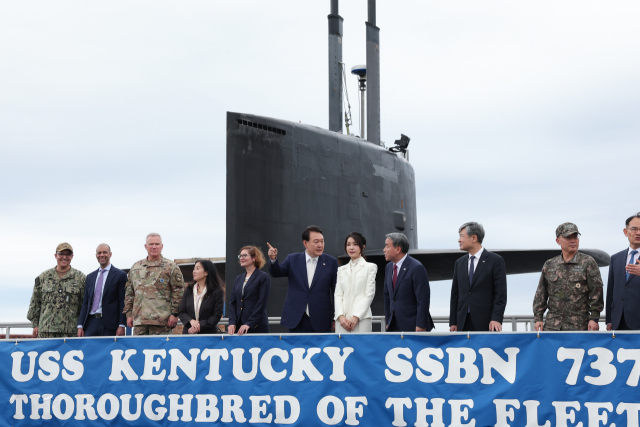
<box><xmin>335</xmin><ymin>232</ymin><xmax>377</xmax><ymax>333</ymax></box>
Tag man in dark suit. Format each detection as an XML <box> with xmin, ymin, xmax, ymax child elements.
<box><xmin>78</xmin><ymin>244</ymin><xmax>127</xmax><ymax>337</ymax></box>
<box><xmin>607</xmin><ymin>213</ymin><xmax>640</xmax><ymax>330</ymax></box>
<box><xmin>383</xmin><ymin>233</ymin><xmax>434</xmax><ymax>332</ymax></box>
<box><xmin>449</xmin><ymin>222</ymin><xmax>507</xmax><ymax>332</ymax></box>
<box><xmin>267</xmin><ymin>225</ymin><xmax>337</xmax><ymax>333</ymax></box>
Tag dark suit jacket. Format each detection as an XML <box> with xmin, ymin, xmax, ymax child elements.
<box><xmin>228</xmin><ymin>269</ymin><xmax>271</xmax><ymax>329</ymax></box>
<box><xmin>383</xmin><ymin>255</ymin><xmax>434</xmax><ymax>331</ymax></box>
<box><xmin>606</xmin><ymin>248</ymin><xmax>640</xmax><ymax>329</ymax></box>
<box><xmin>449</xmin><ymin>249</ymin><xmax>507</xmax><ymax>330</ymax></box>
<box><xmin>78</xmin><ymin>265</ymin><xmax>127</xmax><ymax>330</ymax></box>
<box><xmin>269</xmin><ymin>252</ymin><xmax>337</xmax><ymax>332</ymax></box>
<box><xmin>178</xmin><ymin>284</ymin><xmax>224</xmax><ymax>334</ymax></box>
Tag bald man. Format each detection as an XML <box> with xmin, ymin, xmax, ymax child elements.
<box><xmin>77</xmin><ymin>244</ymin><xmax>128</xmax><ymax>336</ymax></box>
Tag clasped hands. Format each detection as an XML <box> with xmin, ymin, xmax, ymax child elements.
<box><xmin>338</xmin><ymin>315</ymin><xmax>359</xmax><ymax>332</ymax></box>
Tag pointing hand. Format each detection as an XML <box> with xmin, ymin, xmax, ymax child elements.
<box><xmin>267</xmin><ymin>242</ymin><xmax>278</xmax><ymax>261</ymax></box>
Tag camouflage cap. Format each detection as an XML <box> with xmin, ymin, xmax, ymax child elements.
<box><xmin>556</xmin><ymin>223</ymin><xmax>581</xmax><ymax>238</ymax></box>
<box><xmin>56</xmin><ymin>243</ymin><xmax>74</xmax><ymax>253</ymax></box>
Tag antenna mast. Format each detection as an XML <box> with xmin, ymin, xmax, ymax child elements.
<box><xmin>328</xmin><ymin>0</ymin><xmax>343</xmax><ymax>132</ymax></box>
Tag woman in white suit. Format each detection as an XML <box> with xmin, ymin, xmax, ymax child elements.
<box><xmin>335</xmin><ymin>232</ymin><xmax>377</xmax><ymax>333</ymax></box>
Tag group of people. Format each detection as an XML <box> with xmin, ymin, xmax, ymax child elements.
<box><xmin>26</xmin><ymin>213</ymin><xmax>640</xmax><ymax>338</ymax></box>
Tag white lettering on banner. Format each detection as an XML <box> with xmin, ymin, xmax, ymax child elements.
<box><xmin>449</xmin><ymin>399</ymin><xmax>475</xmax><ymax>427</ymax></box>
<box><xmin>168</xmin><ymin>349</ymin><xmax>200</xmax><ymax>381</ymax></box>
<box><xmin>96</xmin><ymin>393</ymin><xmax>120</xmax><ymax>421</ymax></box>
<box><xmin>558</xmin><ymin>348</ymin><xmax>585</xmax><ymax>385</ymax></box>
<box><xmin>317</xmin><ymin>396</ymin><xmax>344</xmax><ymax>425</ymax></box>
<box><xmin>109</xmin><ymin>349</ymin><xmax>138</xmax><ymax>381</ymax></box>
<box><xmin>289</xmin><ymin>348</ymin><xmax>323</xmax><ymax>381</ymax></box>
<box><xmin>617</xmin><ymin>349</ymin><xmax>640</xmax><ymax>386</ymax></box>
<box><xmin>414</xmin><ymin>398</ymin><xmax>445</xmax><ymax>427</ymax></box>
<box><xmin>168</xmin><ymin>394</ymin><xmax>194</xmax><ymax>421</ymax></box>
<box><xmin>121</xmin><ymin>393</ymin><xmax>144</xmax><ymax>421</ymax></box>
<box><xmin>274</xmin><ymin>396</ymin><xmax>301</xmax><ymax>424</ymax></box>
<box><xmin>385</xmin><ymin>348</ymin><xmax>413</xmax><ymax>383</ymax></box>
<box><xmin>29</xmin><ymin>393</ymin><xmax>53</xmax><ymax>420</ymax></box>
<box><xmin>522</xmin><ymin>400</ymin><xmax>551</xmax><ymax>427</ymax></box>
<box><xmin>249</xmin><ymin>395</ymin><xmax>272</xmax><ymax>423</ymax></box>
<box><xmin>195</xmin><ymin>395</ymin><xmax>219</xmax><ymax>422</ymax></box>
<box><xmin>11</xmin><ymin>351</ymin><xmax>38</xmax><ymax>382</ymax></box>
<box><xmin>51</xmin><ymin>394</ymin><xmax>73</xmax><ymax>420</ymax></box>
<box><xmin>38</xmin><ymin>351</ymin><xmax>60</xmax><ymax>382</ymax></box>
<box><xmin>494</xmin><ymin>399</ymin><xmax>520</xmax><ymax>427</ymax></box>
<box><xmin>323</xmin><ymin>347</ymin><xmax>354</xmax><ymax>381</ymax></box>
<box><xmin>221</xmin><ymin>395</ymin><xmax>246</xmax><ymax>422</ymax></box>
<box><xmin>479</xmin><ymin>348</ymin><xmax>519</xmax><ymax>384</ymax></box>
<box><xmin>260</xmin><ymin>348</ymin><xmax>289</xmax><ymax>381</ymax></box>
<box><xmin>617</xmin><ymin>402</ymin><xmax>640</xmax><ymax>427</ymax></box>
<box><xmin>75</xmin><ymin>394</ymin><xmax>97</xmax><ymax>420</ymax></box>
<box><xmin>385</xmin><ymin>397</ymin><xmax>412</xmax><ymax>427</ymax></box>
<box><xmin>446</xmin><ymin>349</ymin><xmax>479</xmax><ymax>384</ymax></box>
<box><xmin>415</xmin><ymin>348</ymin><xmax>444</xmax><ymax>383</ymax></box>
<box><xmin>584</xmin><ymin>348</ymin><xmax>616</xmax><ymax>386</ymax></box>
<box><xmin>201</xmin><ymin>348</ymin><xmax>229</xmax><ymax>381</ymax></box>
<box><xmin>344</xmin><ymin>397</ymin><xmax>368</xmax><ymax>426</ymax></box>
<box><xmin>552</xmin><ymin>401</ymin><xmax>581</xmax><ymax>427</ymax></box>
<box><xmin>232</xmin><ymin>348</ymin><xmax>261</xmax><ymax>381</ymax></box>
<box><xmin>62</xmin><ymin>351</ymin><xmax>84</xmax><ymax>381</ymax></box>
<box><xmin>143</xmin><ymin>394</ymin><xmax>167</xmax><ymax>421</ymax></box>
<box><xmin>9</xmin><ymin>395</ymin><xmax>28</xmax><ymax>420</ymax></box>
<box><xmin>141</xmin><ymin>350</ymin><xmax>166</xmax><ymax>381</ymax></box>
<box><xmin>584</xmin><ymin>402</ymin><xmax>612</xmax><ymax>427</ymax></box>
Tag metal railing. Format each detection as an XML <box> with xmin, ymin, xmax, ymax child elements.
<box><xmin>0</xmin><ymin>314</ymin><xmax>608</xmax><ymax>338</ymax></box>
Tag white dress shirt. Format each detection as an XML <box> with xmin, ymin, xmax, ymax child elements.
<box><xmin>394</xmin><ymin>254</ymin><xmax>408</xmax><ymax>273</ymax></box>
<box><xmin>305</xmin><ymin>251</ymin><xmax>318</xmax><ymax>316</ymax></box>
<box><xmin>468</xmin><ymin>247</ymin><xmax>484</xmax><ymax>274</ymax></box>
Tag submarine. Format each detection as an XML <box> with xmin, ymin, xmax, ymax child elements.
<box><xmin>218</xmin><ymin>0</ymin><xmax>609</xmax><ymax>331</ymax></box>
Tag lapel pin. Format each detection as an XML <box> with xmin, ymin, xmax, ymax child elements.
<box><xmin>323</xmin><ymin>263</ymin><xmax>325</xmax><ymax>265</ymax></box>
<box><xmin>403</xmin><ymin>268</ymin><xmax>406</xmax><ymax>271</ymax></box>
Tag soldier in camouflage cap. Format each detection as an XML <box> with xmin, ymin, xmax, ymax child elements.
<box><xmin>533</xmin><ymin>223</ymin><xmax>604</xmax><ymax>331</ymax></box>
<box><xmin>124</xmin><ymin>233</ymin><xmax>185</xmax><ymax>335</ymax></box>
<box><xmin>27</xmin><ymin>243</ymin><xmax>86</xmax><ymax>338</ymax></box>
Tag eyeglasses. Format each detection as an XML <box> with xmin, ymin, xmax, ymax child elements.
<box><xmin>238</xmin><ymin>254</ymin><xmax>251</xmax><ymax>259</ymax></box>
<box><xmin>57</xmin><ymin>253</ymin><xmax>73</xmax><ymax>258</ymax></box>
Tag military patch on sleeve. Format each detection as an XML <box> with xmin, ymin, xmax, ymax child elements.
<box><xmin>176</xmin><ymin>273</ymin><xmax>183</xmax><ymax>283</ymax></box>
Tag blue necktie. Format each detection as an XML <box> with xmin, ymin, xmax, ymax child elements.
<box><xmin>627</xmin><ymin>250</ymin><xmax>638</xmax><ymax>281</ymax></box>
<box><xmin>469</xmin><ymin>255</ymin><xmax>476</xmax><ymax>285</ymax></box>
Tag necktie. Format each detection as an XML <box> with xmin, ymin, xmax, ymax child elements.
<box><xmin>469</xmin><ymin>255</ymin><xmax>476</xmax><ymax>285</ymax></box>
<box><xmin>91</xmin><ymin>269</ymin><xmax>106</xmax><ymax>312</ymax></box>
<box><xmin>392</xmin><ymin>264</ymin><xmax>398</xmax><ymax>290</ymax></box>
<box><xmin>627</xmin><ymin>250</ymin><xmax>638</xmax><ymax>281</ymax></box>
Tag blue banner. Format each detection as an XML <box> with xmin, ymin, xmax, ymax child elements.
<box><xmin>2</xmin><ymin>332</ymin><xmax>640</xmax><ymax>426</ymax></box>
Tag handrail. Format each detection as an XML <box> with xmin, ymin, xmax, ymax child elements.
<box><xmin>0</xmin><ymin>314</ymin><xmax>608</xmax><ymax>337</ymax></box>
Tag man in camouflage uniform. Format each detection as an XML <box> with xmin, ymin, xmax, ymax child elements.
<box><xmin>27</xmin><ymin>243</ymin><xmax>86</xmax><ymax>338</ymax></box>
<box><xmin>533</xmin><ymin>223</ymin><xmax>604</xmax><ymax>331</ymax></box>
<box><xmin>124</xmin><ymin>233</ymin><xmax>184</xmax><ymax>335</ymax></box>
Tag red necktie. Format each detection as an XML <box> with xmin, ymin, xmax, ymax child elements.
<box><xmin>392</xmin><ymin>264</ymin><xmax>398</xmax><ymax>290</ymax></box>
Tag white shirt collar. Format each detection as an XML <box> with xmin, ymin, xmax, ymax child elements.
<box><xmin>394</xmin><ymin>254</ymin><xmax>408</xmax><ymax>271</ymax></box>
<box><xmin>305</xmin><ymin>251</ymin><xmax>318</xmax><ymax>263</ymax></box>
<box><xmin>469</xmin><ymin>247</ymin><xmax>484</xmax><ymax>260</ymax></box>
<box><xmin>629</xmin><ymin>247</ymin><xmax>639</xmax><ymax>255</ymax></box>
<box><xmin>100</xmin><ymin>264</ymin><xmax>112</xmax><ymax>273</ymax></box>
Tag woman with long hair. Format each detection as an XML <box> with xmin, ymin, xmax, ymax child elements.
<box><xmin>178</xmin><ymin>260</ymin><xmax>224</xmax><ymax>334</ymax></box>
<box><xmin>228</xmin><ymin>245</ymin><xmax>271</xmax><ymax>335</ymax></box>
<box><xmin>335</xmin><ymin>232</ymin><xmax>377</xmax><ymax>333</ymax></box>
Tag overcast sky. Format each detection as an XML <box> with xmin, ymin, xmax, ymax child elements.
<box><xmin>1</xmin><ymin>1</ymin><xmax>638</xmax><ymax>328</ymax></box>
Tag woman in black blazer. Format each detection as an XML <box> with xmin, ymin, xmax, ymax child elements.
<box><xmin>179</xmin><ymin>260</ymin><xmax>224</xmax><ymax>334</ymax></box>
<box><xmin>228</xmin><ymin>246</ymin><xmax>271</xmax><ymax>335</ymax></box>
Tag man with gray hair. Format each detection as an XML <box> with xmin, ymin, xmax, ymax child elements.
<box><xmin>449</xmin><ymin>222</ymin><xmax>507</xmax><ymax>332</ymax></box>
<box><xmin>383</xmin><ymin>233</ymin><xmax>434</xmax><ymax>332</ymax></box>
<box><xmin>124</xmin><ymin>233</ymin><xmax>185</xmax><ymax>335</ymax></box>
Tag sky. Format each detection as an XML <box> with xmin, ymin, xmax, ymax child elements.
<box><xmin>1</xmin><ymin>1</ymin><xmax>638</xmax><ymax>329</ymax></box>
